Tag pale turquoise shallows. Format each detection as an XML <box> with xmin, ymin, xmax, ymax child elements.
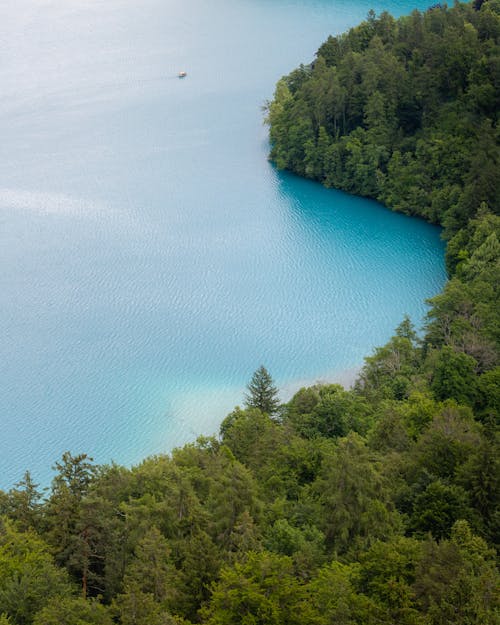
<box><xmin>0</xmin><ymin>0</ymin><xmax>445</xmax><ymax>487</ymax></box>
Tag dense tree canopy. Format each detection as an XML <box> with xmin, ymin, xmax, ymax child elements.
<box><xmin>266</xmin><ymin>1</ymin><xmax>500</xmax><ymax>237</ymax></box>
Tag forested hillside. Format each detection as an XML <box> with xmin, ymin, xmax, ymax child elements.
<box><xmin>0</xmin><ymin>354</ymin><xmax>498</xmax><ymax>625</ymax></box>
<box><xmin>0</xmin><ymin>1</ymin><xmax>498</xmax><ymax>623</ymax></box>
<box><xmin>267</xmin><ymin>0</ymin><xmax>499</xmax><ymax>232</ymax></box>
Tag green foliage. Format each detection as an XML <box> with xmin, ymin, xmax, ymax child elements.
<box><xmin>430</xmin><ymin>346</ymin><xmax>478</xmax><ymax>405</ymax></box>
<box><xmin>0</xmin><ymin>520</ymin><xmax>73</xmax><ymax>625</ymax></box>
<box><xmin>44</xmin><ymin>452</ymin><xmax>102</xmax><ymax>597</ymax></box>
<box><xmin>2</xmin><ymin>473</ymin><xmax>44</xmax><ymax>532</ymax></box>
<box><xmin>412</xmin><ymin>404</ymin><xmax>480</xmax><ymax>480</ymax></box>
<box><xmin>409</xmin><ymin>480</ymin><xmax>473</xmax><ymax>539</ymax></box>
<box><xmin>312</xmin><ymin>433</ymin><xmax>402</xmax><ymax>554</ymax></box>
<box><xmin>112</xmin><ymin>584</ymin><xmax>178</xmax><ymax>625</ymax></box>
<box><xmin>285</xmin><ymin>384</ymin><xmax>373</xmax><ymax>439</ymax></box>
<box><xmin>357</xmin><ymin>537</ymin><xmax>424</xmax><ymax>624</ymax></box>
<box><xmin>303</xmin><ymin>563</ymin><xmax>359</xmax><ymax>624</ymax></box>
<box><xmin>457</xmin><ymin>434</ymin><xmax>500</xmax><ymax>542</ymax></box>
<box><xmin>357</xmin><ymin>319</ymin><xmax>421</xmax><ymax>401</ymax></box>
<box><xmin>268</xmin><ymin>2</ymin><xmax>500</xmax><ymax>233</ymax></box>
<box><xmin>204</xmin><ymin>451</ymin><xmax>260</xmax><ymax>555</ymax></box>
<box><xmin>367</xmin><ymin>402</ymin><xmax>411</xmax><ymax>452</ymax></box>
<box><xmin>414</xmin><ymin>521</ymin><xmax>500</xmax><ymax>624</ymax></box>
<box><xmin>219</xmin><ymin>407</ymin><xmax>281</xmax><ymax>472</ymax></box>
<box><xmin>0</xmin><ymin>5</ymin><xmax>498</xmax><ymax>624</ymax></box>
<box><xmin>33</xmin><ymin>597</ymin><xmax>113</xmax><ymax>625</ymax></box>
<box><xmin>200</xmin><ymin>551</ymin><xmax>305</xmax><ymax>625</ymax></box>
<box><xmin>264</xmin><ymin>519</ymin><xmax>325</xmax><ymax>577</ymax></box>
<box><xmin>267</xmin><ymin>2</ymin><xmax>500</xmax><ymax>399</ymax></box>
<box><xmin>0</xmin><ymin>397</ymin><xmax>498</xmax><ymax>624</ymax></box>
<box><xmin>124</xmin><ymin>527</ymin><xmax>173</xmax><ymax>604</ymax></box>
<box><xmin>244</xmin><ymin>366</ymin><xmax>280</xmax><ymax>415</ymax></box>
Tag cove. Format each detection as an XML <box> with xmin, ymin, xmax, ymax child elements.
<box><xmin>0</xmin><ymin>0</ymin><xmax>445</xmax><ymax>488</ymax></box>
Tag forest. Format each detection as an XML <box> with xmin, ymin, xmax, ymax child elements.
<box><xmin>0</xmin><ymin>1</ymin><xmax>498</xmax><ymax>623</ymax></box>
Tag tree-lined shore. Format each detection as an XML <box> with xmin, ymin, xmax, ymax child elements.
<box><xmin>0</xmin><ymin>1</ymin><xmax>498</xmax><ymax>623</ymax></box>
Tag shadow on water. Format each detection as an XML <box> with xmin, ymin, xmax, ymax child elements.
<box><xmin>270</xmin><ymin>165</ymin><xmax>445</xmax><ymax>271</ymax></box>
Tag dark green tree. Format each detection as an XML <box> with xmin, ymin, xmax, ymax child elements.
<box><xmin>409</xmin><ymin>480</ymin><xmax>472</xmax><ymax>539</ymax></box>
<box><xmin>124</xmin><ymin>526</ymin><xmax>174</xmax><ymax>604</ymax></box>
<box><xmin>5</xmin><ymin>471</ymin><xmax>44</xmax><ymax>531</ymax></box>
<box><xmin>414</xmin><ymin>521</ymin><xmax>499</xmax><ymax>625</ymax></box>
<box><xmin>45</xmin><ymin>452</ymin><xmax>100</xmax><ymax>597</ymax></box>
<box><xmin>313</xmin><ymin>432</ymin><xmax>402</xmax><ymax>554</ymax></box>
<box><xmin>244</xmin><ymin>366</ymin><xmax>280</xmax><ymax>415</ymax></box>
<box><xmin>430</xmin><ymin>347</ymin><xmax>478</xmax><ymax>405</ymax></box>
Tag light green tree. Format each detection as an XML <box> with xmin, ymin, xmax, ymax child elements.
<box><xmin>0</xmin><ymin>520</ymin><xmax>72</xmax><ymax>625</ymax></box>
<box><xmin>200</xmin><ymin>551</ymin><xmax>305</xmax><ymax>625</ymax></box>
<box><xmin>33</xmin><ymin>597</ymin><xmax>113</xmax><ymax>625</ymax></box>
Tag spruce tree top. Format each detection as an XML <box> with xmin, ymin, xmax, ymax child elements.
<box><xmin>244</xmin><ymin>366</ymin><xmax>280</xmax><ymax>414</ymax></box>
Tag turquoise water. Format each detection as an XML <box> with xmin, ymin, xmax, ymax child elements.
<box><xmin>0</xmin><ymin>0</ymin><xmax>445</xmax><ymax>487</ymax></box>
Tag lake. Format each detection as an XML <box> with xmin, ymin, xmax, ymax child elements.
<box><xmin>0</xmin><ymin>0</ymin><xmax>445</xmax><ymax>488</ymax></box>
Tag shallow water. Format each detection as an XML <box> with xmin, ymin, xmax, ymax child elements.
<box><xmin>0</xmin><ymin>0</ymin><xmax>445</xmax><ymax>487</ymax></box>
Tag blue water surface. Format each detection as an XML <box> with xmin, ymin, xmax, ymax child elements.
<box><xmin>0</xmin><ymin>0</ymin><xmax>445</xmax><ymax>487</ymax></box>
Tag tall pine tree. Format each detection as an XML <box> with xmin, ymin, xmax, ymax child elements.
<box><xmin>244</xmin><ymin>366</ymin><xmax>280</xmax><ymax>415</ymax></box>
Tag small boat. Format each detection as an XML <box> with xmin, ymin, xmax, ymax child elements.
<box><xmin>178</xmin><ymin>71</ymin><xmax>187</xmax><ymax>78</ymax></box>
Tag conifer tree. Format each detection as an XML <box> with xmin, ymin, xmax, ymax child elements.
<box><xmin>244</xmin><ymin>366</ymin><xmax>280</xmax><ymax>415</ymax></box>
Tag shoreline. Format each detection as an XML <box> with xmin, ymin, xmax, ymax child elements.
<box><xmin>279</xmin><ymin>365</ymin><xmax>361</xmax><ymax>403</ymax></box>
